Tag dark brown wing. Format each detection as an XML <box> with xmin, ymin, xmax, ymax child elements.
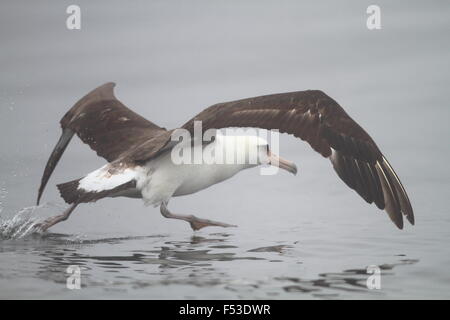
<box><xmin>180</xmin><ymin>90</ymin><xmax>414</xmax><ymax>229</ymax></box>
<box><xmin>37</xmin><ymin>82</ymin><xmax>166</xmax><ymax>204</ymax></box>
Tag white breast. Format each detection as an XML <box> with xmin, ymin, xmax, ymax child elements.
<box><xmin>141</xmin><ymin>137</ymin><xmax>255</xmax><ymax>206</ymax></box>
<box><xmin>173</xmin><ymin>162</ymin><xmax>246</xmax><ymax>196</ymax></box>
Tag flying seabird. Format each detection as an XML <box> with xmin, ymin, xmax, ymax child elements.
<box><xmin>35</xmin><ymin>82</ymin><xmax>414</xmax><ymax>232</ymax></box>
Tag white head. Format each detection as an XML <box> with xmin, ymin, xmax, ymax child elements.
<box><xmin>216</xmin><ymin>135</ymin><xmax>297</xmax><ymax>174</ymax></box>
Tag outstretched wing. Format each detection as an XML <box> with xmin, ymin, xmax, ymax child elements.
<box><xmin>180</xmin><ymin>90</ymin><xmax>414</xmax><ymax>229</ymax></box>
<box><xmin>37</xmin><ymin>82</ymin><xmax>166</xmax><ymax>204</ymax></box>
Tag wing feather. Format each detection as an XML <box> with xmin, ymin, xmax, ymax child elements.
<box><xmin>37</xmin><ymin>83</ymin><xmax>166</xmax><ymax>204</ymax></box>
<box><xmin>179</xmin><ymin>90</ymin><xmax>413</xmax><ymax>228</ymax></box>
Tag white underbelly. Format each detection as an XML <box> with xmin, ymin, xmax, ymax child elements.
<box><xmin>173</xmin><ymin>164</ymin><xmax>241</xmax><ymax>196</ymax></box>
<box><xmin>142</xmin><ymin>156</ymin><xmax>248</xmax><ymax>205</ymax></box>
<box><xmin>140</xmin><ymin>140</ymin><xmax>255</xmax><ymax>206</ymax></box>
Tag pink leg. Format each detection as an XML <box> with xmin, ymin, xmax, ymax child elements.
<box><xmin>160</xmin><ymin>202</ymin><xmax>237</xmax><ymax>231</ymax></box>
<box><xmin>33</xmin><ymin>203</ymin><xmax>78</xmax><ymax>232</ymax></box>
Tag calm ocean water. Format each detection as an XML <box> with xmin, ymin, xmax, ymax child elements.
<box><xmin>0</xmin><ymin>1</ymin><xmax>449</xmax><ymax>299</ymax></box>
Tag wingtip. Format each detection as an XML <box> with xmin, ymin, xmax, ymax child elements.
<box><xmin>395</xmin><ymin>212</ymin><xmax>417</xmax><ymax>229</ymax></box>
<box><xmin>104</xmin><ymin>82</ymin><xmax>116</xmax><ymax>88</ymax></box>
<box><xmin>97</xmin><ymin>82</ymin><xmax>117</xmax><ymax>99</ymax></box>
<box><xmin>407</xmin><ymin>213</ymin><xmax>415</xmax><ymax>225</ymax></box>
<box><xmin>395</xmin><ymin>218</ymin><xmax>404</xmax><ymax>230</ymax></box>
<box><xmin>36</xmin><ymin>188</ymin><xmax>43</xmax><ymax>206</ymax></box>
<box><xmin>395</xmin><ymin>213</ymin><xmax>414</xmax><ymax>229</ymax></box>
<box><xmin>380</xmin><ymin>156</ymin><xmax>415</xmax><ymax>228</ymax></box>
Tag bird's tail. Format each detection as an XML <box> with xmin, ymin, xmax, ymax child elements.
<box><xmin>57</xmin><ymin>174</ymin><xmax>138</xmax><ymax>205</ymax></box>
<box><xmin>57</xmin><ymin>178</ymin><xmax>82</xmax><ymax>204</ymax></box>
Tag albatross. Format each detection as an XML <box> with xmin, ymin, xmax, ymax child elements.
<box><xmin>35</xmin><ymin>82</ymin><xmax>414</xmax><ymax>232</ymax></box>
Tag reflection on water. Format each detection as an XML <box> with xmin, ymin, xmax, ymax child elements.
<box><xmin>0</xmin><ymin>203</ymin><xmax>67</xmax><ymax>239</ymax></box>
<box><xmin>0</xmin><ymin>232</ymin><xmax>419</xmax><ymax>299</ymax></box>
<box><xmin>276</xmin><ymin>258</ymin><xmax>419</xmax><ymax>298</ymax></box>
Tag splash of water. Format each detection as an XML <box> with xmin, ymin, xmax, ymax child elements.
<box><xmin>0</xmin><ymin>205</ymin><xmax>45</xmax><ymax>239</ymax></box>
<box><xmin>0</xmin><ymin>183</ymin><xmax>71</xmax><ymax>239</ymax></box>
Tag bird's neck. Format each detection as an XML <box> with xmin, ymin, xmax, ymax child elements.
<box><xmin>210</xmin><ymin>135</ymin><xmax>260</xmax><ymax>169</ymax></box>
